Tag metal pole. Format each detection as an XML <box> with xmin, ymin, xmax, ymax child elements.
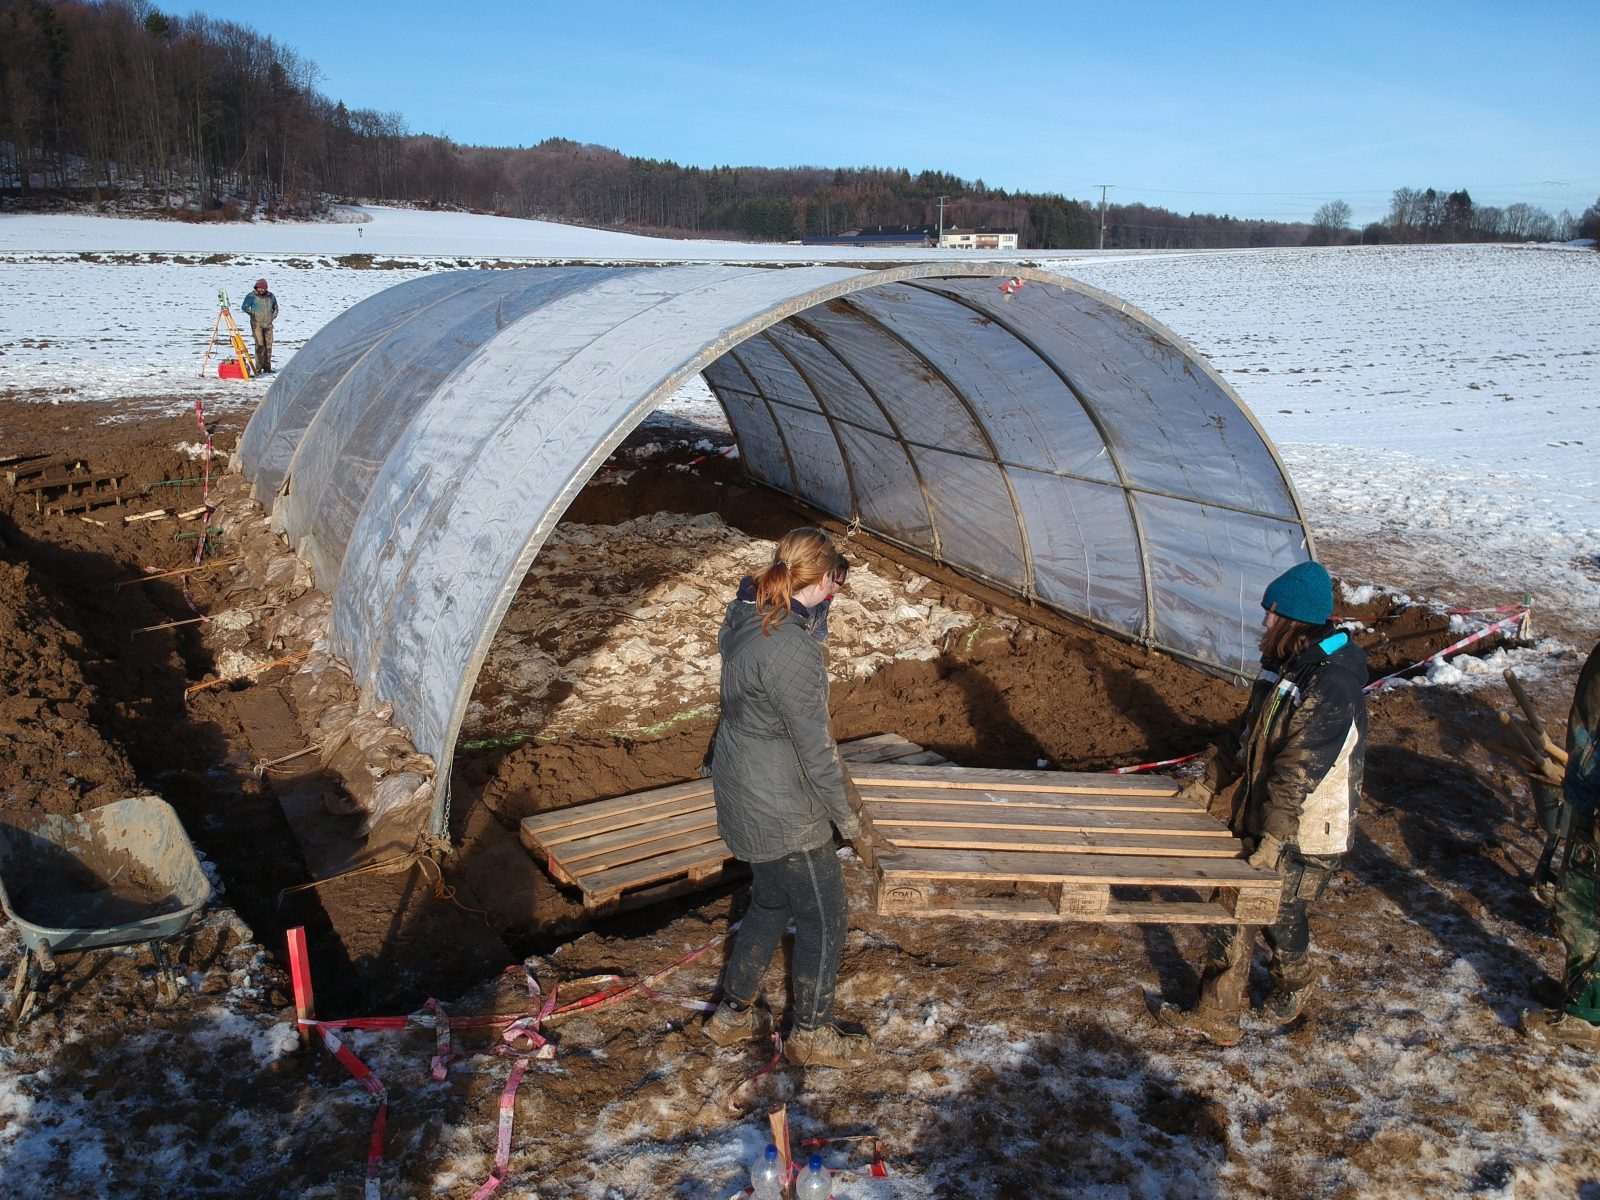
<box><xmin>937</xmin><ymin>195</ymin><xmax>948</xmax><ymax>246</ymax></box>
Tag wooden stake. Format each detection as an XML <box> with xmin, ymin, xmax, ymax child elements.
<box><xmin>1504</xmin><ymin>669</ymin><xmax>1548</xmax><ymax>743</ymax></box>
<box><xmin>184</xmin><ymin>650</ymin><xmax>308</xmax><ymax>697</ymax></box>
<box><xmin>286</xmin><ymin>926</ymin><xmax>316</xmax><ymax>1050</ymax></box>
<box><xmin>115</xmin><ymin>556</ymin><xmax>239</xmax><ymax>589</ymax></box>
<box><xmin>125</xmin><ymin>508</ymin><xmax>171</xmax><ymax>524</ymax></box>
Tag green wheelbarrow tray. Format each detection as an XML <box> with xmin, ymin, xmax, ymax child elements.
<box><xmin>0</xmin><ymin>795</ymin><xmax>212</xmax><ymax>1024</ymax></box>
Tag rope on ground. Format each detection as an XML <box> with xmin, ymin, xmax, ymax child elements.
<box><xmin>277</xmin><ymin>841</ymin><xmax>492</xmax><ymax>923</ymax></box>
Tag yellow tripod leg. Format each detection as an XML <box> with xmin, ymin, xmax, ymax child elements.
<box><xmin>223</xmin><ymin>310</ymin><xmax>255</xmax><ymax>379</ymax></box>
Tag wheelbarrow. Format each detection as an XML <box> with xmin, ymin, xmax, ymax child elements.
<box><xmin>0</xmin><ymin>795</ymin><xmax>212</xmax><ymax>1026</ymax></box>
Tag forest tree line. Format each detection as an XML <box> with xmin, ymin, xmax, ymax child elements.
<box><xmin>3</xmin><ymin>0</ymin><xmax>1596</xmax><ymax>250</ymax></box>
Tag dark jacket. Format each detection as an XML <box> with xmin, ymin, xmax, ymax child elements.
<box><xmin>1214</xmin><ymin>625</ymin><xmax>1368</xmax><ymax>855</ymax></box>
<box><xmin>711</xmin><ymin>579</ymin><xmax>860</xmax><ymax>863</ymax></box>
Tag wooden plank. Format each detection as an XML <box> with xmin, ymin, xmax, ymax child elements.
<box><xmin>519</xmin><ymin>732</ymin><xmax>929</xmax><ymax>843</ymax></box>
<box><xmin>45</xmin><ymin>493</ymin><xmax>126</xmax><ymax>515</ymax></box>
<box><xmin>853</xmin><ymin>763</ymin><xmax>1178</xmax><ymax>796</ymax></box>
<box><xmin>15</xmin><ymin>470</ymin><xmax>122</xmax><ymax>495</ymax></box>
<box><xmin>531</xmin><ymin>795</ymin><xmax>715</xmax><ymax>848</ymax></box>
<box><xmin>4</xmin><ymin>454</ymin><xmax>79</xmax><ymax>484</ymax></box>
<box><xmin>582</xmin><ymin>839</ymin><xmax>737</xmax><ymax>899</ymax></box>
<box><xmin>859</xmin><ymin>784</ymin><xmax>1202</xmax><ymax>813</ymax></box>
<box><xmin>876</xmin><ymin>891</ymin><xmax>1251</xmax><ymax>924</ymax></box>
<box><xmin>517</xmin><ymin>778</ymin><xmax>713</xmax><ymax>837</ymax></box>
<box><xmin>569</xmin><ymin>825</ymin><xmax>726</xmax><ymax>876</ymax></box>
<box><xmin>588</xmin><ymin>862</ymin><xmax>748</xmax><ymax>916</ymax></box>
<box><xmin>874</xmin><ymin>823</ymin><xmax>1242</xmax><ymax>857</ymax></box>
<box><xmin>554</xmin><ymin>804</ymin><xmax>722</xmax><ymax>864</ymax></box>
<box><xmin>838</xmin><ymin>733</ymin><xmax>923</xmax><ymax>760</ymax></box>
<box><xmin>877</xmin><ymin>847</ymin><xmax>1274</xmax><ymax>887</ymax></box>
<box><xmin>863</xmin><ymin>804</ymin><xmax>1223</xmax><ymax>836</ymax></box>
<box><xmin>572</xmin><ymin>828</ymin><xmax>727</xmax><ymax>878</ymax></box>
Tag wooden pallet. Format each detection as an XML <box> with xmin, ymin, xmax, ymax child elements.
<box><xmin>518</xmin><ymin>734</ymin><xmax>941</xmax><ymax>914</ymax></box>
<box><xmin>13</xmin><ymin>465</ymin><xmax>128</xmax><ymax>515</ymax></box>
<box><xmin>3</xmin><ymin>454</ymin><xmax>83</xmax><ymax>486</ymax></box>
<box><xmin>518</xmin><ymin>737</ymin><xmax>1279</xmax><ymax>925</ymax></box>
<box><xmin>860</xmin><ymin>766</ymin><xmax>1278</xmax><ymax>925</ymax></box>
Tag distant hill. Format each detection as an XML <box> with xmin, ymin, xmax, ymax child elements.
<box><xmin>5</xmin><ymin>2</ymin><xmax>1589</xmax><ymax>248</ymax></box>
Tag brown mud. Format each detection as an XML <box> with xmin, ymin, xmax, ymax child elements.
<box><xmin>0</xmin><ymin>396</ymin><xmax>1593</xmax><ymax>1198</ymax></box>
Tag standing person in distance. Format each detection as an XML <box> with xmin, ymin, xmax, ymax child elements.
<box><xmin>1158</xmin><ymin>559</ymin><xmax>1368</xmax><ymax>1046</ymax></box>
<box><xmin>702</xmin><ymin>527</ymin><xmax>874</xmax><ymax>1069</ymax></box>
<box><xmin>240</xmin><ymin>278</ymin><xmax>279</xmax><ymax>374</ymax></box>
<box><xmin>1519</xmin><ymin>639</ymin><xmax>1600</xmax><ymax>1048</ymax></box>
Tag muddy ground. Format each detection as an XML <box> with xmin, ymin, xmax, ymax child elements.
<box><xmin>0</xmin><ymin>396</ymin><xmax>1595</xmax><ymax>1198</ymax></box>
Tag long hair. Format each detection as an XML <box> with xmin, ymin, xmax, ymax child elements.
<box><xmin>1259</xmin><ymin>612</ymin><xmax>1321</xmax><ymax>665</ymax></box>
<box><xmin>753</xmin><ymin>527</ymin><xmax>839</xmax><ymax>635</ymax></box>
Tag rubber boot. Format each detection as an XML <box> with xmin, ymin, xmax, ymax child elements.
<box><xmin>1518</xmin><ymin>1008</ymin><xmax>1600</xmax><ymax>1049</ymax></box>
<box><xmin>1262</xmin><ymin>981</ymin><xmax>1315</xmax><ymax>1024</ymax></box>
<box><xmin>702</xmin><ymin>999</ymin><xmax>773</xmax><ymax>1047</ymax></box>
<box><xmin>783</xmin><ymin>1023</ymin><xmax>874</xmax><ymax>1068</ymax></box>
<box><xmin>1156</xmin><ymin>1001</ymin><xmax>1243</xmax><ymax>1047</ymax></box>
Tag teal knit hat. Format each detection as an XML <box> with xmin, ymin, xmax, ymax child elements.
<box><xmin>1262</xmin><ymin>560</ymin><xmax>1333</xmax><ymax>625</ymax></box>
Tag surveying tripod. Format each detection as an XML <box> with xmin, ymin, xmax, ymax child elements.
<box><xmin>198</xmin><ymin>290</ymin><xmax>256</xmax><ymax>379</ymax></box>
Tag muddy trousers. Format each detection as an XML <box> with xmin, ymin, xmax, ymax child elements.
<box><xmin>1198</xmin><ymin>852</ymin><xmax>1340</xmax><ymax>1015</ymax></box>
<box><xmin>1553</xmin><ymin>823</ymin><xmax>1600</xmax><ymax>1023</ymax></box>
<box><xmin>251</xmin><ymin>323</ymin><xmax>273</xmax><ymax>373</ymax></box>
<box><xmin>721</xmin><ymin>843</ymin><xmax>847</xmax><ymax>1031</ymax></box>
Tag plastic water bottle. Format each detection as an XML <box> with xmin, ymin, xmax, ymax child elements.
<box><xmin>750</xmin><ymin>1143</ymin><xmax>784</xmax><ymax>1199</ymax></box>
<box><xmin>795</xmin><ymin>1153</ymin><xmax>832</xmax><ymax>1199</ymax></box>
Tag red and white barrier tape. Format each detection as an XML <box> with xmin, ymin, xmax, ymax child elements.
<box><xmin>683</xmin><ymin>444</ymin><xmax>738</xmax><ymax>467</ymax></box>
<box><xmin>314</xmin><ymin>1024</ymin><xmax>389</xmax><ymax>1200</ymax></box>
<box><xmin>1107</xmin><ymin>751</ymin><xmax>1199</xmax><ymax>775</ymax></box>
<box><xmin>1365</xmin><ymin>609</ymin><xmax>1529</xmax><ymax>694</ymax></box>
<box><xmin>295</xmin><ymin>922</ymin><xmax>740</xmax><ymax>1197</ymax></box>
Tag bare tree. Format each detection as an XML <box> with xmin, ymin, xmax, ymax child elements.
<box><xmin>1309</xmin><ymin>199</ymin><xmax>1353</xmax><ymax>244</ymax></box>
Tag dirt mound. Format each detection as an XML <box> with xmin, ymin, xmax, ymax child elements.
<box><xmin>0</xmin><ymin>552</ymin><xmax>137</xmax><ymax>813</ymax></box>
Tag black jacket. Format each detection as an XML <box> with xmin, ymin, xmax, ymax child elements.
<box><xmin>1215</xmin><ymin>625</ymin><xmax>1368</xmax><ymax>855</ymax></box>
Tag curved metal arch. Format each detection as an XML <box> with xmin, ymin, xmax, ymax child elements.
<box><xmin>239</xmin><ymin>261</ymin><xmax>1312</xmax><ymax>839</ymax></box>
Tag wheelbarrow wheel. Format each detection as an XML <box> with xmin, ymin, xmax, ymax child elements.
<box><xmin>150</xmin><ymin>941</ymin><xmax>182</xmax><ymax>1006</ymax></box>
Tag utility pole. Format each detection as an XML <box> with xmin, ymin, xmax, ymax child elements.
<box><xmin>1095</xmin><ymin>184</ymin><xmax>1112</xmax><ymax>250</ymax></box>
<box><xmin>936</xmin><ymin>195</ymin><xmax>948</xmax><ymax>247</ymax></box>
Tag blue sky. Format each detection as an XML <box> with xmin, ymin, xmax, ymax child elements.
<box><xmin>179</xmin><ymin>0</ymin><xmax>1596</xmax><ymax>226</ymax></box>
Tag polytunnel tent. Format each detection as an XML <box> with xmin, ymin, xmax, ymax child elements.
<box><xmin>238</xmin><ymin>262</ymin><xmax>1314</xmax><ymax>839</ymax></box>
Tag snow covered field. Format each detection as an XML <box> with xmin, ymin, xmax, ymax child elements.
<box><xmin>3</xmin><ymin>206</ymin><xmax>1595</xmax><ymax>642</ymax></box>
<box><xmin>1</xmin><ymin>208</ymin><xmax>1599</xmax><ymax>1199</ymax></box>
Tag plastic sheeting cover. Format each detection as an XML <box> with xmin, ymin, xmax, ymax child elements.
<box><xmin>238</xmin><ymin>263</ymin><xmax>1311</xmax><ymax>835</ymax></box>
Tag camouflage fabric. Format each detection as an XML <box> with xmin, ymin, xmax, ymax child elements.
<box><xmin>1554</xmin><ymin>641</ymin><xmax>1600</xmax><ymax>1022</ymax></box>
<box><xmin>1553</xmin><ymin>826</ymin><xmax>1600</xmax><ymax>1022</ymax></box>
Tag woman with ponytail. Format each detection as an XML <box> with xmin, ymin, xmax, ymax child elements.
<box><xmin>701</xmin><ymin>527</ymin><xmax>874</xmax><ymax>1069</ymax></box>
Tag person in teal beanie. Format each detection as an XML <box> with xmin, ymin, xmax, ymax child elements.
<box><xmin>1158</xmin><ymin>558</ymin><xmax>1368</xmax><ymax>1046</ymax></box>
